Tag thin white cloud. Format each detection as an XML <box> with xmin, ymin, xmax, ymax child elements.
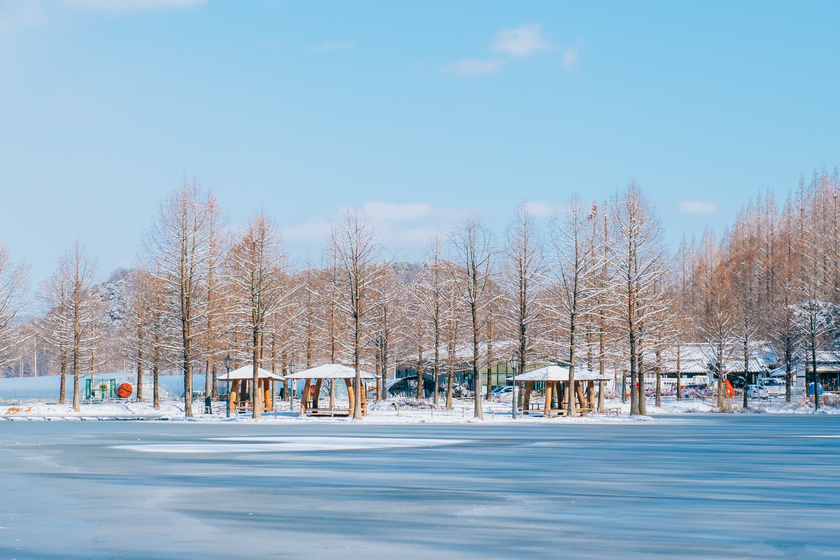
<box><xmin>522</xmin><ymin>201</ymin><xmax>558</xmax><ymax>218</ymax></box>
<box><xmin>439</xmin><ymin>58</ymin><xmax>505</xmax><ymax>76</ymax></box>
<box><xmin>316</xmin><ymin>41</ymin><xmax>356</xmax><ymax>51</ymax></box>
<box><xmin>492</xmin><ymin>23</ymin><xmax>554</xmax><ymax>58</ymax></box>
<box><xmin>678</xmin><ymin>200</ymin><xmax>718</xmax><ymax>215</ymax></box>
<box><xmin>283</xmin><ymin>217</ymin><xmax>332</xmax><ymax>244</ymax></box>
<box><xmin>1</xmin><ymin>0</ymin><xmax>200</xmax><ymax>32</ymax></box>
<box><xmin>62</xmin><ymin>0</ymin><xmax>205</xmax><ymax>12</ymax></box>
<box><xmin>285</xmin><ymin>201</ymin><xmax>473</xmax><ymax>249</ymax></box>
<box><xmin>0</xmin><ymin>1</ymin><xmax>46</xmax><ymax>33</ymax></box>
<box><xmin>363</xmin><ymin>201</ymin><xmax>432</xmax><ymax>222</ymax></box>
<box><xmin>560</xmin><ymin>46</ymin><xmax>579</xmax><ymax>69</ymax></box>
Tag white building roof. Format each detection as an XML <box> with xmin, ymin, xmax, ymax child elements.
<box><xmin>286</xmin><ymin>363</ymin><xmax>377</xmax><ymax>380</ymax></box>
<box><xmin>217</xmin><ymin>365</ymin><xmax>285</xmax><ymax>381</ymax></box>
<box><xmin>513</xmin><ymin>365</ymin><xmax>610</xmax><ymax>382</ymax></box>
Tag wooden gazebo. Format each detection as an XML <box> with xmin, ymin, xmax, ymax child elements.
<box><xmin>515</xmin><ymin>366</ymin><xmax>609</xmax><ymax>416</ymax></box>
<box><xmin>285</xmin><ymin>364</ymin><xmax>377</xmax><ymax>417</ymax></box>
<box><xmin>218</xmin><ymin>365</ymin><xmax>285</xmax><ymax>414</ymax></box>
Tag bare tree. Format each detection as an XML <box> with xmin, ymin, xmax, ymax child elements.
<box><xmin>201</xmin><ymin>205</ymin><xmax>228</xmax><ymax>401</ymax></box>
<box><xmin>371</xmin><ymin>266</ymin><xmax>402</xmax><ymax>402</ymax></box>
<box><xmin>40</xmin><ymin>277</ymin><xmax>71</xmax><ymax>402</ymax></box>
<box><xmin>0</xmin><ymin>241</ymin><xmax>29</xmax><ymax>370</ymax></box>
<box><xmin>46</xmin><ymin>241</ymin><xmax>99</xmax><ymax>411</ymax></box>
<box><xmin>546</xmin><ymin>197</ymin><xmax>599</xmax><ymax>417</ymax></box>
<box><xmin>411</xmin><ymin>234</ymin><xmax>449</xmax><ymax>403</ymax></box>
<box><xmin>500</xmin><ymin>204</ymin><xmax>545</xmax><ymax>411</ymax></box>
<box><xmin>331</xmin><ymin>208</ymin><xmax>390</xmax><ymax>419</ymax></box>
<box><xmin>609</xmin><ymin>183</ymin><xmax>668</xmax><ymax>416</ymax></box>
<box><xmin>694</xmin><ymin>231</ymin><xmax>736</xmax><ymax>409</ymax></box>
<box><xmin>145</xmin><ymin>180</ymin><xmax>220</xmax><ymax>417</ymax></box>
<box><xmin>449</xmin><ymin>216</ymin><xmax>495</xmax><ymax>420</ymax></box>
<box><xmin>228</xmin><ymin>213</ymin><xmax>291</xmax><ymax>418</ymax></box>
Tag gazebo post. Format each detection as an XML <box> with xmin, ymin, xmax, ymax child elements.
<box><xmin>587</xmin><ymin>381</ymin><xmax>595</xmax><ymax>410</ymax></box>
<box><xmin>344</xmin><ymin>378</ymin><xmax>355</xmax><ymax>417</ymax></box>
<box><xmin>313</xmin><ymin>379</ymin><xmax>323</xmax><ymax>410</ymax></box>
<box><xmin>598</xmin><ymin>380</ymin><xmax>605</xmax><ymax>413</ymax></box>
<box><xmin>544</xmin><ymin>382</ymin><xmax>552</xmax><ymax>417</ymax></box>
<box><xmin>523</xmin><ymin>381</ymin><xmax>533</xmax><ymax>415</ymax></box>
<box><xmin>576</xmin><ymin>381</ymin><xmax>586</xmax><ymax>409</ymax></box>
<box><xmin>558</xmin><ymin>381</ymin><xmax>565</xmax><ymax>413</ymax></box>
<box><xmin>263</xmin><ymin>379</ymin><xmax>272</xmax><ymax>413</ymax></box>
<box><xmin>301</xmin><ymin>379</ymin><xmax>311</xmax><ymax>417</ymax></box>
<box><xmin>228</xmin><ymin>380</ymin><xmax>237</xmax><ymax>415</ymax></box>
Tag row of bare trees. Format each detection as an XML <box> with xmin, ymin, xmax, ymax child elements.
<box><xmin>676</xmin><ymin>168</ymin><xmax>840</xmax><ymax>410</ymax></box>
<box><xmin>1</xmin><ymin>180</ymin><xmax>673</xmax><ymax>418</ymax></box>
<box><xmin>6</xmin><ymin>172</ymin><xmax>839</xmax><ymax>416</ymax></box>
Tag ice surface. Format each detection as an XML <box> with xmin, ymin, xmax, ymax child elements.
<box><xmin>0</xmin><ymin>416</ymin><xmax>839</xmax><ymax>559</ymax></box>
<box><xmin>115</xmin><ymin>437</ymin><xmax>467</xmax><ymax>453</ymax></box>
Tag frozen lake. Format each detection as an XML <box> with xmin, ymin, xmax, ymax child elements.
<box><xmin>1</xmin><ymin>415</ymin><xmax>838</xmax><ymax>559</ymax></box>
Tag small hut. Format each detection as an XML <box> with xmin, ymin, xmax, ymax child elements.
<box><xmin>515</xmin><ymin>366</ymin><xmax>610</xmax><ymax>416</ymax></box>
<box><xmin>285</xmin><ymin>364</ymin><xmax>377</xmax><ymax>417</ymax></box>
<box><xmin>217</xmin><ymin>366</ymin><xmax>285</xmax><ymax>414</ymax></box>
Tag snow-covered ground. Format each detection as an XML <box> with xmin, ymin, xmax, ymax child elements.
<box><xmin>2</xmin><ymin>394</ymin><xmax>838</xmax><ymax>422</ymax></box>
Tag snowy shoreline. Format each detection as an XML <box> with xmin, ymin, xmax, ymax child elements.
<box><xmin>1</xmin><ymin>396</ymin><xmax>837</xmax><ymax>423</ymax></box>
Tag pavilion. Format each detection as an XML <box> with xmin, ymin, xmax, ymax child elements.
<box><xmin>515</xmin><ymin>366</ymin><xmax>610</xmax><ymax>416</ymax></box>
<box><xmin>285</xmin><ymin>364</ymin><xmax>377</xmax><ymax>417</ymax></box>
<box><xmin>217</xmin><ymin>365</ymin><xmax>285</xmax><ymax>414</ymax></box>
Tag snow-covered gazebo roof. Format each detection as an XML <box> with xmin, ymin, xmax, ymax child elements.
<box><xmin>286</xmin><ymin>364</ymin><xmax>377</xmax><ymax>380</ymax></box>
<box><xmin>513</xmin><ymin>365</ymin><xmax>610</xmax><ymax>382</ymax></box>
<box><xmin>217</xmin><ymin>365</ymin><xmax>285</xmax><ymax>381</ymax></box>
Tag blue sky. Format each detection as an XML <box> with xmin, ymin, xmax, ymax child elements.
<box><xmin>2</xmin><ymin>0</ymin><xmax>839</xmax><ymax>284</ymax></box>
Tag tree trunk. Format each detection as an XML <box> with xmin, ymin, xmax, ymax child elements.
<box><xmin>811</xmin><ymin>337</ymin><xmax>820</xmax><ymax>411</ymax></box>
<box><xmin>153</xmin><ymin>360</ymin><xmax>160</xmax><ymax>410</ymax></box>
<box><xmin>655</xmin><ymin>370</ymin><xmax>661</xmax><ymax>408</ymax></box>
<box><xmin>805</xmin><ymin>360</ymin><xmax>811</xmax><ymax>397</ymax></box>
<box><xmin>446</xmin><ymin>361</ymin><xmax>455</xmax><ymax>410</ymax></box>
<box><xmin>252</xmin><ymin>328</ymin><xmax>261</xmax><ymax>419</ymax></box>
<box><xmin>353</xmin><ymin>310</ymin><xmax>363</xmax><ymax>419</ymax></box>
<box><xmin>628</xmin><ymin>332</ymin><xmax>637</xmax><ymax>416</ymax></box>
<box><xmin>375</xmin><ymin>347</ymin><xmax>381</xmax><ymax>402</ymax></box>
<box><xmin>136</xmin><ymin>360</ymin><xmax>143</xmax><ymax>403</ymax></box>
<box><xmin>675</xmin><ymin>343</ymin><xmax>681</xmax><ymax>401</ymax></box>
<box><xmin>638</xmin><ymin>351</ymin><xmax>646</xmax><ymax>416</ymax></box>
<box><xmin>136</xmin><ymin>327</ymin><xmax>144</xmax><ymax>402</ymax></box>
<box><xmin>784</xmin><ymin>338</ymin><xmax>792</xmax><ymax>403</ymax></box>
<box><xmin>568</xmin><ymin>317</ymin><xmax>577</xmax><ymax>418</ymax></box>
<box><xmin>472</xmin><ymin>303</ymin><xmax>483</xmax><ymax>420</ymax></box>
<box><xmin>433</xmin><ymin>339</ymin><xmax>440</xmax><ymax>407</ymax></box>
<box><xmin>716</xmin><ymin>344</ymin><xmax>725</xmax><ymax>409</ymax></box>
<box><xmin>59</xmin><ymin>352</ymin><xmax>66</xmax><ymax>405</ymax></box>
<box><xmin>205</xmin><ymin>356</ymin><xmax>212</xmax><ymax>404</ymax></box>
<box><xmin>416</xmin><ymin>345</ymin><xmax>424</xmax><ymax>400</ymax></box>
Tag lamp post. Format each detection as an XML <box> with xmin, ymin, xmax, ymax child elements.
<box><xmin>509</xmin><ymin>353</ymin><xmax>519</xmax><ymax>420</ymax></box>
<box><xmin>224</xmin><ymin>354</ymin><xmax>232</xmax><ymax>418</ymax></box>
<box><xmin>288</xmin><ymin>359</ymin><xmax>296</xmax><ymax>411</ymax></box>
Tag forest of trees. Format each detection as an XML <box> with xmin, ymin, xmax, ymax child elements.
<box><xmin>1</xmin><ymin>170</ymin><xmax>839</xmax><ymax>416</ymax></box>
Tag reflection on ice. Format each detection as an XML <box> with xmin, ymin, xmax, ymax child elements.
<box><xmin>115</xmin><ymin>436</ymin><xmax>468</xmax><ymax>453</ymax></box>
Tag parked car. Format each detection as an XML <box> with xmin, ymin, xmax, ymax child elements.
<box><xmin>681</xmin><ymin>384</ymin><xmax>713</xmax><ymax>399</ymax></box>
<box><xmin>729</xmin><ymin>377</ymin><xmax>746</xmax><ymax>389</ymax></box>
<box><xmin>757</xmin><ymin>377</ymin><xmax>782</xmax><ymax>396</ymax></box>
<box><xmin>747</xmin><ymin>384</ymin><xmax>768</xmax><ymax>399</ymax></box>
<box><xmin>691</xmin><ymin>375</ymin><xmax>711</xmax><ymax>386</ymax></box>
<box><xmin>491</xmin><ymin>386</ymin><xmax>514</xmax><ymax>402</ymax></box>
